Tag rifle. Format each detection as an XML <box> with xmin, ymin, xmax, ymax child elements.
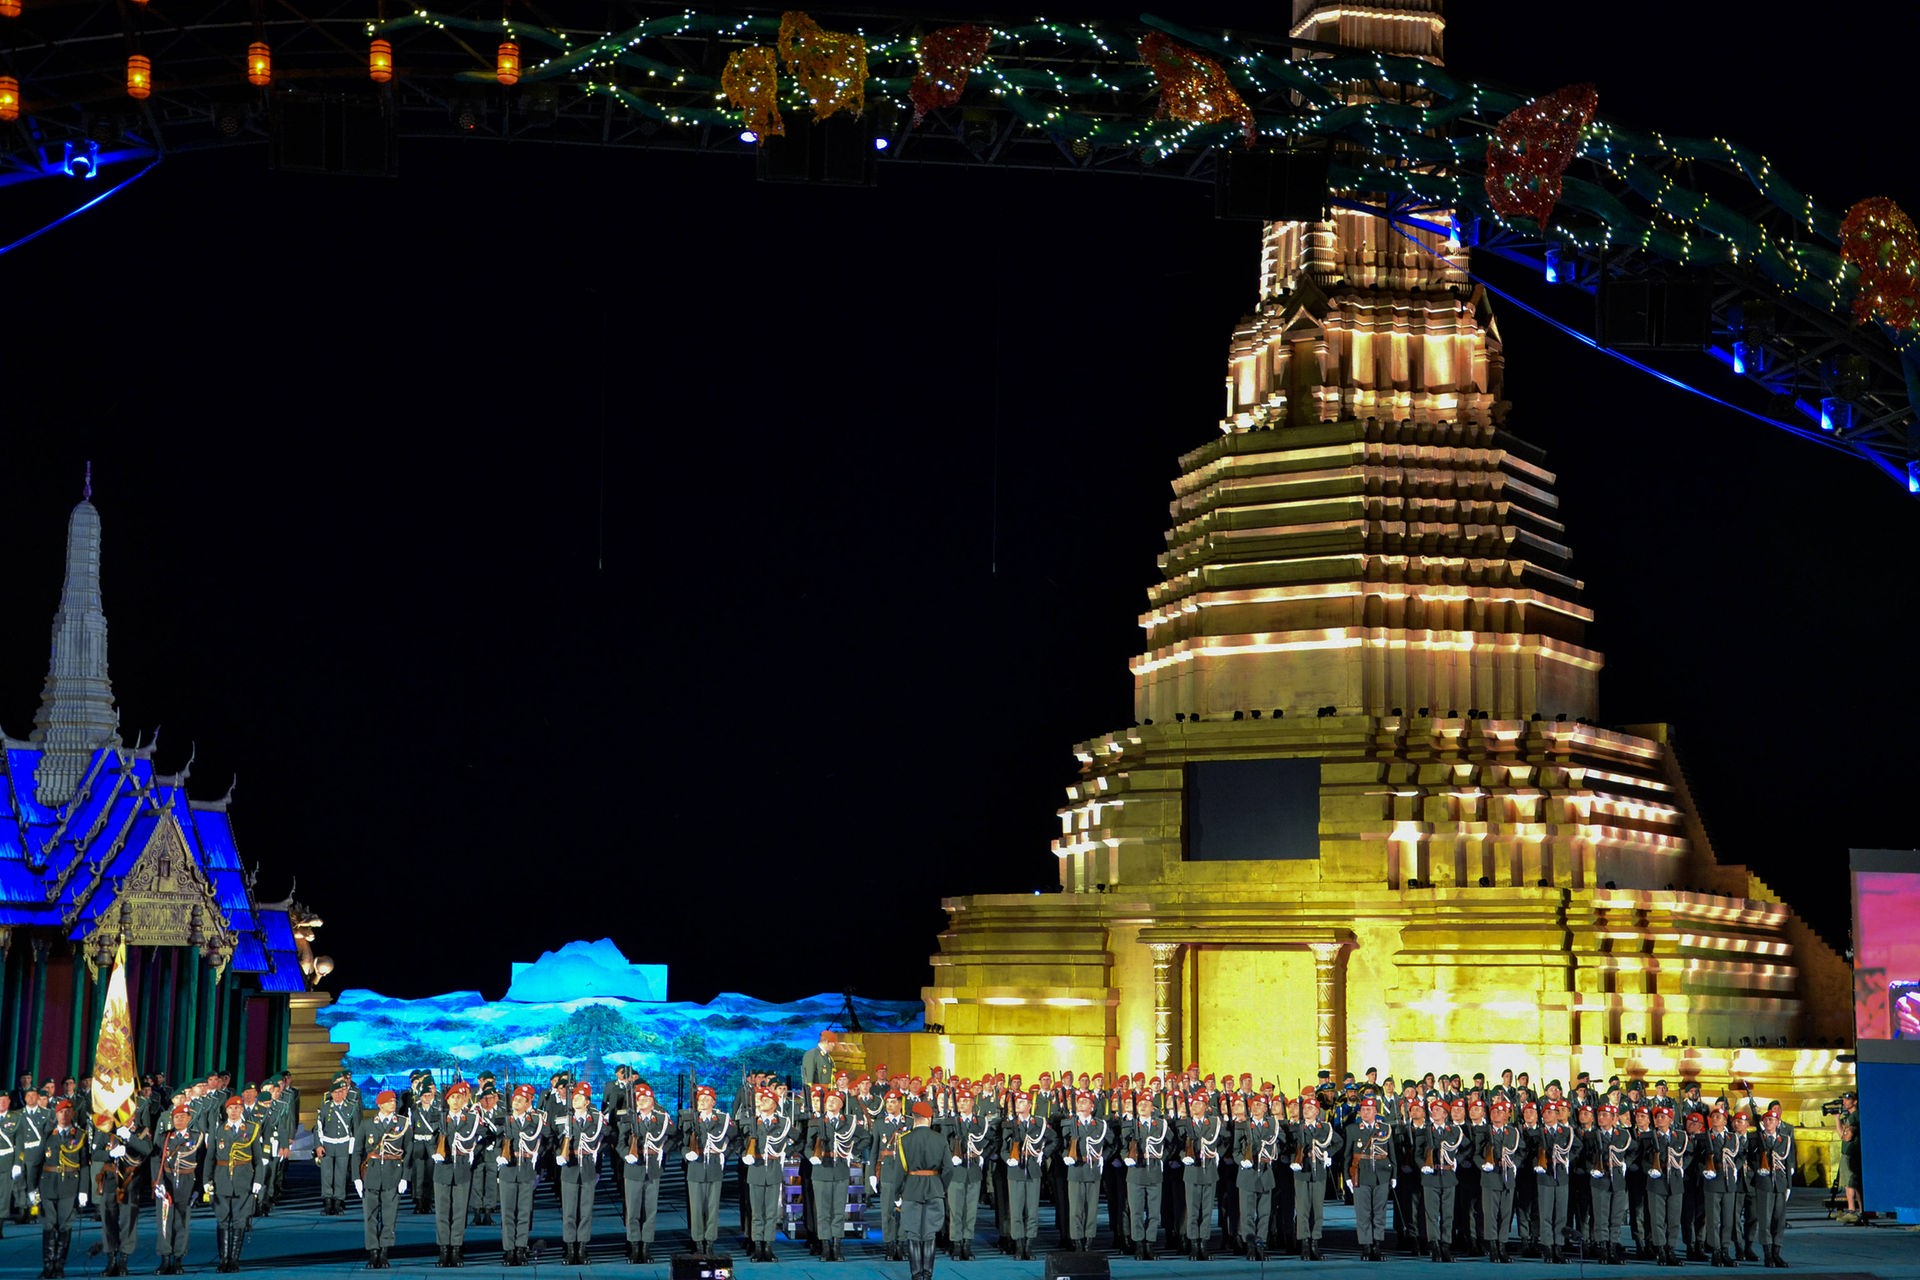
<box><xmin>1128</xmin><ymin>1136</ymin><xmax>1140</xmax><ymax>1163</ymax></box>
<box><xmin>436</xmin><ymin>1129</ymin><xmax>448</xmax><ymax>1162</ymax></box>
<box><xmin>813</xmin><ymin>1133</ymin><xmax>825</xmax><ymax>1161</ymax></box>
<box><xmin>1347</xmin><ymin>1142</ymin><xmax>1360</xmax><ymax>1185</ymax></box>
<box><xmin>1534</xmin><ymin>1127</ymin><xmax>1548</xmax><ymax>1173</ymax></box>
<box><xmin>1295</xmin><ymin>1123</ymin><xmax>1309</xmax><ymax>1169</ymax></box>
<box><xmin>745</xmin><ymin>1135</ymin><xmax>757</xmax><ymax>1161</ymax></box>
<box><xmin>558</xmin><ymin>1121</ymin><xmax>572</xmax><ymax>1168</ymax></box>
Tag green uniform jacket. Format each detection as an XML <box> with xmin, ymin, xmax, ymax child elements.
<box><xmin>898</xmin><ymin>1124</ymin><xmax>950</xmax><ymax>1203</ymax></box>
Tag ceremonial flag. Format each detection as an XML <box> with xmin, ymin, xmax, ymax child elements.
<box><xmin>90</xmin><ymin>939</ymin><xmax>140</xmax><ymax>1129</ymax></box>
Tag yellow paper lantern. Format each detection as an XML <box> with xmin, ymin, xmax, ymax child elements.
<box><xmin>369</xmin><ymin>37</ymin><xmax>393</xmax><ymax>83</ymax></box>
<box><xmin>247</xmin><ymin>41</ymin><xmax>271</xmax><ymax>87</ymax></box>
<box><xmin>0</xmin><ymin>0</ymin><xmax>21</xmax><ymax>20</ymax></box>
<box><xmin>0</xmin><ymin>76</ymin><xmax>19</xmax><ymax>123</ymax></box>
<box><xmin>126</xmin><ymin>55</ymin><xmax>152</xmax><ymax>100</ymax></box>
<box><xmin>496</xmin><ymin>40</ymin><xmax>520</xmax><ymax>87</ymax></box>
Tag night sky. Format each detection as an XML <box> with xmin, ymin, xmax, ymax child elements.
<box><xmin>4</xmin><ymin>4</ymin><xmax>1913</xmax><ymax>1006</ymax></box>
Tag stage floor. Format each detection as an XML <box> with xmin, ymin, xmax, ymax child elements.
<box><xmin>3</xmin><ymin>1163</ymin><xmax>1912</xmax><ymax>1278</ymax></box>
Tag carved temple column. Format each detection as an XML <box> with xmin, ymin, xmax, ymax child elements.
<box><xmin>1147</xmin><ymin>942</ymin><xmax>1184</xmax><ymax>1080</ymax></box>
<box><xmin>1307</xmin><ymin>942</ymin><xmax>1350</xmax><ymax>1080</ymax></box>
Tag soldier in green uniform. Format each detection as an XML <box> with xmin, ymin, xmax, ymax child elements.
<box><xmin>1641</xmin><ymin>1105</ymin><xmax>1688</xmax><ymax>1266</ymax></box>
<box><xmin>1177</xmin><ymin>1091</ymin><xmax>1224</xmax><ymax>1260</ymax></box>
<box><xmin>354</xmin><ymin>1088</ymin><xmax>412</xmax><ymax>1270</ymax></box>
<box><xmin>743</xmin><ymin>1084</ymin><xmax>795</xmax><ymax>1261</ymax></box>
<box><xmin>1701</xmin><ymin>1107</ymin><xmax>1741</xmax><ymax>1267</ymax></box>
<box><xmin>494</xmin><ymin>1083</ymin><xmax>547</xmax><ymax>1267</ymax></box>
<box><xmin>428</xmin><ymin>1079</ymin><xmax>487</xmax><ymax>1267</ymax></box>
<box><xmin>1478</xmin><ymin>1096</ymin><xmax>1523</xmax><ymax>1262</ymax></box>
<box><xmin>618</xmin><ymin>1080</ymin><xmax>677</xmax><ymax>1263</ymax></box>
<box><xmin>1535</xmin><ymin>1100</ymin><xmax>1577</xmax><ymax>1264</ymax></box>
<box><xmin>808</xmin><ymin>1088</ymin><xmax>860</xmax><ymax>1261</ymax></box>
<box><xmin>554</xmin><ymin>1080</ymin><xmax>608</xmax><ymax>1264</ymax></box>
<box><xmin>1753</xmin><ymin>1106</ymin><xmax>1793</xmax><ymax>1268</ymax></box>
<box><xmin>866</xmin><ymin>1091</ymin><xmax>909</xmax><ymax>1259</ymax></box>
<box><xmin>1120</xmin><ymin>1091</ymin><xmax>1170</xmax><ymax>1259</ymax></box>
<box><xmin>899</xmin><ymin>1101</ymin><xmax>950</xmax><ymax>1280</ymax></box>
<box><xmin>683</xmin><ymin>1084</ymin><xmax>733</xmax><ymax>1256</ymax></box>
<box><xmin>1001</xmin><ymin>1090</ymin><xmax>1054</xmax><ymax>1262</ymax></box>
<box><xmin>1588</xmin><ymin>1103</ymin><xmax>1634</xmax><ymax>1263</ymax></box>
<box><xmin>315</xmin><ymin>1079</ymin><xmax>357</xmax><ymax>1215</ymax></box>
<box><xmin>33</xmin><ymin>1100</ymin><xmax>89</xmax><ymax>1280</ymax></box>
<box><xmin>89</xmin><ymin>1113</ymin><xmax>153</xmax><ymax>1276</ymax></box>
<box><xmin>800</xmin><ymin>1032</ymin><xmax>840</xmax><ymax>1092</ymax></box>
<box><xmin>1233</xmin><ymin>1092</ymin><xmax>1280</xmax><ymax>1260</ymax></box>
<box><xmin>203</xmin><ymin>1093</ymin><xmax>261</xmax><ymax>1273</ymax></box>
<box><xmin>1348</xmin><ymin>1094</ymin><xmax>1395</xmax><ymax>1260</ymax></box>
<box><xmin>472</xmin><ymin>1084</ymin><xmax>505</xmax><ymax>1228</ymax></box>
<box><xmin>1292</xmin><ymin>1092</ymin><xmax>1341</xmax><ymax>1261</ymax></box>
<box><xmin>1061</xmin><ymin>1089</ymin><xmax>1112</xmax><ymax>1252</ymax></box>
<box><xmin>1416</xmin><ymin>1092</ymin><xmax>1464</xmax><ymax>1262</ymax></box>
<box><xmin>0</xmin><ymin>1093</ymin><xmax>20</xmax><ymax>1231</ymax></box>
<box><xmin>942</xmin><ymin>1087</ymin><xmax>994</xmax><ymax>1259</ymax></box>
<box><xmin>408</xmin><ymin>1076</ymin><xmax>441</xmax><ymax>1216</ymax></box>
<box><xmin>154</xmin><ymin>1104</ymin><xmax>206</xmax><ymax>1275</ymax></box>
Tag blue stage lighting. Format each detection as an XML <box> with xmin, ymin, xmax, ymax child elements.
<box><xmin>62</xmin><ymin>141</ymin><xmax>100</xmax><ymax>180</ymax></box>
<box><xmin>1544</xmin><ymin>245</ymin><xmax>1565</xmax><ymax>284</ymax></box>
<box><xmin>1819</xmin><ymin>396</ymin><xmax>1852</xmax><ymax>433</ymax></box>
<box><xmin>874</xmin><ymin>135</ymin><xmax>890</xmax><ymax>151</ymax></box>
<box><xmin>1909</xmin><ymin>462</ymin><xmax>1919</xmax><ymax>495</ymax></box>
<box><xmin>1731</xmin><ymin>342</ymin><xmax>1746</xmax><ymax>376</ymax></box>
<box><xmin>739</xmin><ymin>129</ymin><xmax>758</xmax><ymax>144</ymax></box>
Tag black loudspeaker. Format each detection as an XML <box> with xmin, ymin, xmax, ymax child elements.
<box><xmin>1043</xmin><ymin>1250</ymin><xmax>1111</xmax><ymax>1280</ymax></box>
<box><xmin>269</xmin><ymin>95</ymin><xmax>395</xmax><ymax>176</ymax></box>
<box><xmin>1661</xmin><ymin>280</ymin><xmax>1712</xmax><ymax>348</ymax></box>
<box><xmin>756</xmin><ymin>115</ymin><xmax>876</xmax><ymax>186</ymax></box>
<box><xmin>1215</xmin><ymin>147</ymin><xmax>1331</xmax><ymax>221</ymax></box>
<box><xmin>1600</xmin><ymin>280</ymin><xmax>1654</xmax><ymax>347</ymax></box>
<box><xmin>1600</xmin><ymin>279</ymin><xmax>1712</xmax><ymax>349</ymax></box>
<box><xmin>671</xmin><ymin>1252</ymin><xmax>734</xmax><ymax>1280</ymax></box>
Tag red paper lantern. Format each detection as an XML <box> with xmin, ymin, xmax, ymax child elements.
<box><xmin>369</xmin><ymin>38</ymin><xmax>393</xmax><ymax>83</ymax></box>
<box><xmin>126</xmin><ymin>55</ymin><xmax>152</xmax><ymax>100</ymax></box>
<box><xmin>0</xmin><ymin>76</ymin><xmax>19</xmax><ymax>123</ymax></box>
<box><xmin>247</xmin><ymin>42</ymin><xmax>271</xmax><ymax>88</ymax></box>
<box><xmin>0</xmin><ymin>0</ymin><xmax>21</xmax><ymax>19</ymax></box>
<box><xmin>496</xmin><ymin>40</ymin><xmax>520</xmax><ymax>87</ymax></box>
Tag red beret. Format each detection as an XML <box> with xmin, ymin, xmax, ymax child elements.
<box><xmin>911</xmin><ymin>1101</ymin><xmax>933</xmax><ymax>1118</ymax></box>
<box><xmin>376</xmin><ymin>1090</ymin><xmax>398</xmax><ymax>1107</ymax></box>
<box><xmin>1186</xmin><ymin>1063</ymin><xmax>1200</xmax><ymax>1072</ymax></box>
<box><xmin>1491</xmin><ymin>1098</ymin><xmax>1510</xmax><ymax>1112</ymax></box>
<box><xmin>695</xmin><ymin>1085</ymin><xmax>716</xmax><ymax>1101</ymax></box>
<box><xmin>819</xmin><ymin>1030</ymin><xmax>839</xmax><ymax>1045</ymax></box>
<box><xmin>226</xmin><ymin>1095</ymin><xmax>246</xmax><ymax>1110</ymax></box>
<box><xmin>755</xmin><ymin>1087</ymin><xmax>776</xmax><ymax>1103</ymax></box>
<box><xmin>172</xmin><ymin>1105</ymin><xmax>191</xmax><ymax>1120</ymax></box>
<box><xmin>957</xmin><ymin>1089</ymin><xmax>973</xmax><ymax>1101</ymax></box>
<box><xmin>885</xmin><ymin>1090</ymin><xmax>902</xmax><ymax>1101</ymax></box>
<box><xmin>514</xmin><ymin>1084</ymin><xmax>538</xmax><ymax>1103</ymax></box>
<box><xmin>571</xmin><ymin>1082</ymin><xmax>592</xmax><ymax>1102</ymax></box>
<box><xmin>631</xmin><ymin>1082</ymin><xmax>654</xmax><ymax>1100</ymax></box>
<box><xmin>1599</xmin><ymin>1103</ymin><xmax>1616</xmax><ymax>1114</ymax></box>
<box><xmin>446</xmin><ymin>1082</ymin><xmax>472</xmax><ymax>1101</ymax></box>
<box><xmin>55</xmin><ymin>1099</ymin><xmax>74</xmax><ymax>1114</ymax></box>
<box><xmin>1075</xmin><ymin>1090</ymin><xmax>1094</xmax><ymax>1104</ymax></box>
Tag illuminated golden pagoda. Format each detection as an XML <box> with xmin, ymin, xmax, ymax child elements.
<box><xmin>922</xmin><ymin>0</ymin><xmax>1850</xmax><ymax>1170</ymax></box>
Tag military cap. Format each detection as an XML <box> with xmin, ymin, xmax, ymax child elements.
<box><xmin>911</xmin><ymin>1101</ymin><xmax>933</xmax><ymax>1118</ymax></box>
<box><xmin>376</xmin><ymin>1090</ymin><xmax>398</xmax><ymax>1107</ymax></box>
<box><xmin>570</xmin><ymin>1081</ymin><xmax>593</xmax><ymax>1103</ymax></box>
<box><xmin>515</xmin><ymin>1084</ymin><xmax>539</xmax><ymax>1103</ymax></box>
<box><xmin>445</xmin><ymin>1081</ymin><xmax>472</xmax><ymax>1101</ymax></box>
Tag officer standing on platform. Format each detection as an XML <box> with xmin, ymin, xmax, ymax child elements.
<box><xmin>354</xmin><ymin>1089</ymin><xmax>411</xmax><ymax>1270</ymax></box>
<box><xmin>899</xmin><ymin>1102</ymin><xmax>950</xmax><ymax>1280</ymax></box>
<box><xmin>204</xmin><ymin>1094</ymin><xmax>261</xmax><ymax>1274</ymax></box>
<box><xmin>801</xmin><ymin>1032</ymin><xmax>840</xmax><ymax>1091</ymax></box>
<box><xmin>1292</xmin><ymin>1092</ymin><xmax>1341</xmax><ymax>1261</ymax></box>
<box><xmin>619</xmin><ymin>1080</ymin><xmax>677</xmax><ymax>1263</ymax></box>
<box><xmin>1001</xmin><ymin>1089</ymin><xmax>1054</xmax><ymax>1262</ymax></box>
<box><xmin>315</xmin><ymin>1079</ymin><xmax>357</xmax><ymax>1215</ymax></box>
<box><xmin>153</xmin><ymin>1104</ymin><xmax>206</xmax><ymax>1275</ymax></box>
<box><xmin>1348</xmin><ymin>1094</ymin><xmax>1395</xmax><ymax>1261</ymax></box>
<box><xmin>494</xmin><ymin>1083</ymin><xmax>547</xmax><ymax>1267</ymax></box>
<box><xmin>683</xmin><ymin>1084</ymin><xmax>733</xmax><ymax>1257</ymax></box>
<box><xmin>809</xmin><ymin>1088</ymin><xmax>860</xmax><ymax>1262</ymax></box>
<box><xmin>554</xmin><ymin>1080</ymin><xmax>607</xmax><ymax>1265</ymax></box>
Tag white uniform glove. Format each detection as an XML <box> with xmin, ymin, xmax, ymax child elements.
<box><xmin>30</xmin><ymin>1190</ymin><xmax>42</xmax><ymax>1205</ymax></box>
<box><xmin>1290</xmin><ymin>1162</ymin><xmax>1303</xmax><ymax>1171</ymax></box>
<box><xmin>1590</xmin><ymin>1169</ymin><xmax>1602</xmax><ymax>1179</ymax></box>
<box><xmin>869</xmin><ymin>1175</ymin><xmax>879</xmax><ymax>1191</ymax></box>
<box><xmin>1182</xmin><ymin>1156</ymin><xmax>1195</xmax><ymax>1166</ymax></box>
<box><xmin>354</xmin><ymin>1179</ymin><xmax>364</xmax><ymax>1196</ymax></box>
<box><xmin>951</xmin><ymin>1156</ymin><xmax>962</xmax><ymax>1166</ymax></box>
<box><xmin>116</xmin><ymin>1126</ymin><xmax>132</xmax><ymax>1140</ymax></box>
<box><xmin>625</xmin><ymin>1154</ymin><xmax>639</xmax><ymax>1165</ymax></box>
<box><xmin>1239</xmin><ymin>1159</ymin><xmax>1252</xmax><ymax>1168</ymax></box>
<box><xmin>204</xmin><ymin>1183</ymin><xmax>215</xmax><ymax>1197</ymax></box>
<box><xmin>556</xmin><ymin>1156</ymin><xmax>569</xmax><ymax>1166</ymax></box>
<box><xmin>1123</xmin><ymin>1157</ymin><xmax>1136</xmax><ymax>1167</ymax></box>
<box><xmin>742</xmin><ymin>1154</ymin><xmax>755</xmax><ymax>1165</ymax></box>
<box><xmin>1063</xmin><ymin>1156</ymin><xmax>1077</xmax><ymax>1166</ymax></box>
<box><xmin>810</xmin><ymin>1156</ymin><xmax>822</xmax><ymax>1166</ymax></box>
<box><xmin>1421</xmin><ymin>1165</ymin><xmax>1434</xmax><ymax>1174</ymax></box>
<box><xmin>1648</xmin><ymin>1169</ymin><xmax>1663</xmax><ymax>1179</ymax></box>
<box><xmin>110</xmin><ymin>1143</ymin><xmax>127</xmax><ymax>1158</ymax></box>
<box><xmin>1005</xmin><ymin>1157</ymin><xmax>1018</xmax><ymax>1166</ymax></box>
<box><xmin>9</xmin><ymin>1166</ymin><xmax>19</xmax><ymax>1179</ymax></box>
<box><xmin>252</xmin><ymin>1183</ymin><xmax>262</xmax><ymax>1195</ymax></box>
<box><xmin>398</xmin><ymin>1179</ymin><xmax>408</xmax><ymax>1194</ymax></box>
<box><xmin>1345</xmin><ymin>1181</ymin><xmax>1354</xmax><ymax>1193</ymax></box>
<box><xmin>497</xmin><ymin>1155</ymin><xmax>509</xmax><ymax>1166</ymax></box>
<box><xmin>77</xmin><ymin>1192</ymin><xmax>89</xmax><ymax>1207</ymax></box>
<box><xmin>685</xmin><ymin>1150</ymin><xmax>699</xmax><ymax>1161</ymax></box>
<box><xmin>1391</xmin><ymin>1178</ymin><xmax>1398</xmax><ymax>1189</ymax></box>
<box><xmin>1482</xmin><ymin>1162</ymin><xmax>1495</xmax><ymax>1172</ymax></box>
<box><xmin>432</xmin><ymin>1153</ymin><xmax>447</xmax><ymax>1164</ymax></box>
<box><xmin>1704</xmin><ymin>1170</ymin><xmax>1717</xmax><ymax>1180</ymax></box>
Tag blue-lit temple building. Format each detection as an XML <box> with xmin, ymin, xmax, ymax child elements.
<box><xmin>0</xmin><ymin>479</ymin><xmax>325</xmax><ymax>1095</ymax></box>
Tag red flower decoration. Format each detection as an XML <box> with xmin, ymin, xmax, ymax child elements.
<box><xmin>1140</xmin><ymin>31</ymin><xmax>1256</xmax><ymax>148</ymax></box>
<box><xmin>1841</xmin><ymin>197</ymin><xmax>1920</xmax><ymax>332</ymax></box>
<box><xmin>910</xmin><ymin>25</ymin><xmax>991</xmax><ymax>127</ymax></box>
<box><xmin>1484</xmin><ymin>83</ymin><xmax>1597</xmax><ymax>226</ymax></box>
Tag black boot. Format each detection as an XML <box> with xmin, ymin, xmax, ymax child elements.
<box><xmin>38</xmin><ymin>1230</ymin><xmax>56</xmax><ymax>1280</ymax></box>
<box><xmin>439</xmin><ymin>1245</ymin><xmax>453</xmax><ymax>1268</ymax></box>
<box><xmin>1018</xmin><ymin>1241</ymin><xmax>1033</xmax><ymax>1261</ymax></box>
<box><xmin>452</xmin><ymin>1245</ymin><xmax>464</xmax><ymax>1267</ymax></box>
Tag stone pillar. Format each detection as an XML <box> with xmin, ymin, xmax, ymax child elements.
<box><xmin>1147</xmin><ymin>943</ymin><xmax>1183</xmax><ymax>1080</ymax></box>
<box><xmin>1308</xmin><ymin>943</ymin><xmax>1349</xmax><ymax>1079</ymax></box>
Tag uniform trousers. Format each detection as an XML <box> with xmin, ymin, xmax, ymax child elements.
<box><xmin>1514</xmin><ymin>1168</ymin><xmax>1539</xmax><ymax>1249</ymax></box>
<box><xmin>1005</xmin><ymin>1171</ymin><xmax>1043</xmax><ymax>1243</ymax></box>
<box><xmin>472</xmin><ymin>1153</ymin><xmax>499</xmax><ymax>1214</ymax></box>
<box><xmin>1215</xmin><ymin>1163</ymin><xmax>1239</xmax><ymax>1242</ymax></box>
<box><xmin>1126</xmin><ymin>1168</ymin><xmax>1163</xmax><ymax>1244</ymax></box>
<box><xmin>1182</xmin><ymin>1164</ymin><xmax>1218</xmax><ymax>1244</ymax></box>
<box><xmin>499</xmin><ymin>1168</ymin><xmax>538</xmax><ymax>1254</ymax></box>
<box><xmin>97</xmin><ymin>1190</ymin><xmax>140</xmax><ymax>1255</ymax></box>
<box><xmin>1480</xmin><ymin>1172</ymin><xmax>1515</xmax><ymax>1247</ymax></box>
<box><xmin>361</xmin><ymin>1162</ymin><xmax>403</xmax><ymax>1250</ymax></box>
<box><xmin>900</xmin><ymin>1197</ymin><xmax>946</xmax><ymax>1280</ymax></box>
<box><xmin>947</xmin><ymin>1170</ymin><xmax>984</xmax><ymax>1246</ymax></box>
<box><xmin>431</xmin><ymin>1165</ymin><xmax>472</xmax><ymax>1246</ymax></box>
<box><xmin>1704</xmin><ymin>1181</ymin><xmax>1738</xmax><ymax>1256</ymax></box>
<box><xmin>212</xmin><ymin>1166</ymin><xmax>256</xmax><ymax>1234</ymax></box>
<box><xmin>1627</xmin><ymin>1169</ymin><xmax>1648</xmax><ymax>1248</ymax></box>
<box><xmin>811</xmin><ymin>1165</ymin><xmax>850</xmax><ymax>1242</ymax></box>
<box><xmin>558</xmin><ymin>1162</ymin><xmax>598</xmax><ymax>1245</ymax></box>
<box><xmin>1535</xmin><ymin>1175</ymin><xmax>1570</xmax><ymax>1248</ymax></box>
<box><xmin>622</xmin><ymin>1161</ymin><xmax>665</xmax><ymax>1243</ymax></box>
<box><xmin>1590</xmin><ymin>1172</ymin><xmax>1627</xmax><ymax>1248</ymax></box>
<box><xmin>878</xmin><ymin>1172</ymin><xmax>906</xmax><ymax>1246</ymax></box>
<box><xmin>1065</xmin><ymin>1177</ymin><xmax>1101</xmax><ymax>1244</ymax></box>
<box><xmin>1646</xmin><ymin>1173</ymin><xmax>1685</xmax><ymax>1253</ymax></box>
<box><xmin>155</xmin><ymin>1180</ymin><xmax>197</xmax><ymax>1259</ymax></box>
<box><xmin>747</xmin><ymin>1167</ymin><xmax>782</xmax><ymax>1245</ymax></box>
<box><xmin>687</xmin><ymin>1177</ymin><xmax>724</xmax><ymax>1249</ymax></box>
<box><xmin>1420</xmin><ymin>1174</ymin><xmax>1456</xmax><ymax>1251</ymax></box>
<box><xmin>1353</xmin><ymin>1179</ymin><xmax>1390</xmax><ymax>1247</ymax></box>
<box><xmin>1754</xmin><ymin>1176</ymin><xmax>1788</xmax><ymax>1251</ymax></box>
<box><xmin>319</xmin><ymin>1147</ymin><xmax>354</xmax><ymax>1202</ymax></box>
<box><xmin>1293</xmin><ymin>1169</ymin><xmax>1328</xmax><ymax>1242</ymax></box>
<box><xmin>1237</xmin><ymin>1165</ymin><xmax>1272</xmax><ymax>1244</ymax></box>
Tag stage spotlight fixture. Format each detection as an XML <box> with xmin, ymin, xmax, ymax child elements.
<box><xmin>873</xmin><ymin>135</ymin><xmax>889</xmax><ymax>151</ymax></box>
<box><xmin>1272</xmin><ymin>709</ymin><xmax>1283</xmax><ymax>719</ymax></box>
<box><xmin>1390</xmin><ymin>707</ymin><xmax>1403</xmax><ymax>717</ymax></box>
<box><xmin>1174</xmin><ymin>712</ymin><xmax>1186</xmax><ymax>722</ymax></box>
<box><xmin>1417</xmin><ymin>707</ymin><xmax>1429</xmax><ymax>717</ymax></box>
<box><xmin>1556</xmin><ymin>712</ymin><xmax>1568</xmax><ymax>722</ymax></box>
<box><xmin>62</xmin><ymin>140</ymin><xmax>100</xmax><ymax>179</ymax></box>
<box><xmin>1478</xmin><ymin>877</ymin><xmax>1491</xmax><ymax>888</ymax></box>
<box><xmin>1531</xmin><ymin>712</ymin><xmax>1543</xmax><ymax>721</ymax></box>
<box><xmin>1665</xmin><ymin>1036</ymin><xmax>1678</xmax><ymax>1046</ymax></box>
<box><xmin>1446</xmin><ymin>709</ymin><xmax>1458</xmax><ymax>719</ymax></box>
<box><xmin>1739</xmin><ymin>1037</ymin><xmax>1752</xmax><ymax>1048</ymax></box>
<box><xmin>1544</xmin><ymin>244</ymin><xmax>1566</xmax><ymax>284</ymax></box>
<box><xmin>1249</xmin><ymin>709</ymin><xmax>1261</xmax><ymax>718</ymax></box>
<box><xmin>1909</xmin><ymin>461</ymin><xmax>1919</xmax><ymax>495</ymax></box>
<box><xmin>1232</xmin><ymin>710</ymin><xmax>1244</xmax><ymax>721</ymax></box>
<box><xmin>1626</xmin><ymin>1033</ymin><xmax>1637</xmax><ymax>1044</ymax></box>
<box><xmin>1605</xmin><ymin>881</ymin><xmax>1617</xmax><ymax>890</ymax></box>
<box><xmin>1819</xmin><ymin>396</ymin><xmax>1852</xmax><ymax>434</ymax></box>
